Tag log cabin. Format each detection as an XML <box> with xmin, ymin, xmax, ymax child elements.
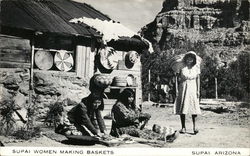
<box><xmin>0</xmin><ymin>0</ymin><xmax>151</xmax><ymax>130</ymax></box>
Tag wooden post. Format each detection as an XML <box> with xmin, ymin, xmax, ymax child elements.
<box><xmin>27</xmin><ymin>38</ymin><xmax>35</xmax><ymax>130</ymax></box>
<box><xmin>215</xmin><ymin>77</ymin><xmax>218</xmax><ymax>99</ymax></box>
<box><xmin>29</xmin><ymin>39</ymin><xmax>35</xmax><ymax>105</ymax></box>
<box><xmin>148</xmin><ymin>69</ymin><xmax>151</xmax><ymax>101</ymax></box>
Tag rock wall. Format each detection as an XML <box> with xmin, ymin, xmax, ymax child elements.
<box><xmin>154</xmin><ymin>0</ymin><xmax>249</xmax><ymax>40</ymax></box>
<box><xmin>0</xmin><ymin>68</ymin><xmax>90</xmax><ymax>120</ymax></box>
<box><xmin>142</xmin><ymin>0</ymin><xmax>249</xmax><ymax>60</ymax></box>
<box><xmin>161</xmin><ymin>0</ymin><xmax>249</xmax><ymax>25</ymax></box>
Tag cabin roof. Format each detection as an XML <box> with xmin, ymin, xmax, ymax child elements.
<box><xmin>1</xmin><ymin>0</ymin><xmax>111</xmax><ymax>38</ymax></box>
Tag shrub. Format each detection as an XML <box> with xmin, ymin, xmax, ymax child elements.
<box><xmin>217</xmin><ymin>51</ymin><xmax>249</xmax><ymax>101</ymax></box>
<box><xmin>44</xmin><ymin>102</ymin><xmax>64</xmax><ymax>128</ymax></box>
<box><xmin>0</xmin><ymin>100</ymin><xmax>17</xmax><ymax>136</ymax></box>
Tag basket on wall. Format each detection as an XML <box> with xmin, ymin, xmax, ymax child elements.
<box><xmin>112</xmin><ymin>76</ymin><xmax>127</xmax><ymax>87</ymax></box>
<box><xmin>54</xmin><ymin>50</ymin><xmax>74</xmax><ymax>72</ymax></box>
<box><xmin>34</xmin><ymin>50</ymin><xmax>53</xmax><ymax>70</ymax></box>
<box><xmin>126</xmin><ymin>74</ymin><xmax>137</xmax><ymax>87</ymax></box>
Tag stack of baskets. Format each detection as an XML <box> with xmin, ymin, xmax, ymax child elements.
<box><xmin>93</xmin><ymin>75</ymin><xmax>136</xmax><ymax>87</ymax></box>
<box><xmin>112</xmin><ymin>76</ymin><xmax>127</xmax><ymax>87</ymax></box>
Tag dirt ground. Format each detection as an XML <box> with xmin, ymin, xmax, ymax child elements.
<box><xmin>1</xmin><ymin>101</ymin><xmax>250</xmax><ymax>148</ymax></box>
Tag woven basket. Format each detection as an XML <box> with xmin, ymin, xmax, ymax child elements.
<box><xmin>113</xmin><ymin>76</ymin><xmax>127</xmax><ymax>87</ymax></box>
<box><xmin>94</xmin><ymin>74</ymin><xmax>113</xmax><ymax>87</ymax></box>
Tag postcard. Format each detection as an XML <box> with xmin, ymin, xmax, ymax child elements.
<box><xmin>0</xmin><ymin>0</ymin><xmax>249</xmax><ymax>156</ymax></box>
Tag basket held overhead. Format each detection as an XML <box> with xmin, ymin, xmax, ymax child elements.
<box><xmin>169</xmin><ymin>51</ymin><xmax>202</xmax><ymax>74</ymax></box>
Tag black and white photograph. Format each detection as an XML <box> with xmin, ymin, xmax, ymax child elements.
<box><xmin>0</xmin><ymin>0</ymin><xmax>249</xmax><ymax>156</ymax></box>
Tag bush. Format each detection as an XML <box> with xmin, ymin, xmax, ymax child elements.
<box><xmin>0</xmin><ymin>100</ymin><xmax>17</xmax><ymax>136</ymax></box>
<box><xmin>0</xmin><ymin>100</ymin><xmax>42</xmax><ymax>140</ymax></box>
<box><xmin>44</xmin><ymin>102</ymin><xmax>64</xmax><ymax>128</ymax></box>
<box><xmin>217</xmin><ymin>51</ymin><xmax>249</xmax><ymax>101</ymax></box>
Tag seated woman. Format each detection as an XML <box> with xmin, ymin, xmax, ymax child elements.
<box><xmin>110</xmin><ymin>88</ymin><xmax>178</xmax><ymax>142</ymax></box>
<box><xmin>55</xmin><ymin>77</ymin><xmax>107</xmax><ymax>137</ymax></box>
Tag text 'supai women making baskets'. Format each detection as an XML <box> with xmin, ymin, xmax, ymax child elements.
<box><xmin>170</xmin><ymin>51</ymin><xmax>202</xmax><ymax>135</ymax></box>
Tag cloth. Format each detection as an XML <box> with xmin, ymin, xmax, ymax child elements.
<box><xmin>55</xmin><ymin>95</ymin><xmax>106</xmax><ymax>136</ymax></box>
<box><xmin>110</xmin><ymin>101</ymin><xmax>173</xmax><ymax>141</ymax></box>
<box><xmin>115</xmin><ymin>126</ymin><xmax>165</xmax><ymax>140</ymax></box>
<box><xmin>174</xmin><ymin>66</ymin><xmax>201</xmax><ymax>115</ymax></box>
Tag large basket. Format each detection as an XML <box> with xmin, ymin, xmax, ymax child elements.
<box><xmin>94</xmin><ymin>74</ymin><xmax>113</xmax><ymax>88</ymax></box>
<box><xmin>113</xmin><ymin>76</ymin><xmax>127</xmax><ymax>87</ymax></box>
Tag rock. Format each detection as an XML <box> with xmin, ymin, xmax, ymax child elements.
<box><xmin>2</xmin><ymin>75</ymin><xmax>20</xmax><ymax>90</ymax></box>
<box><xmin>59</xmin><ymin>87</ymin><xmax>89</xmax><ymax>103</ymax></box>
<box><xmin>0</xmin><ymin>70</ymin><xmax>8</xmax><ymax>82</ymax></box>
<box><xmin>19</xmin><ymin>82</ymin><xmax>30</xmax><ymax>96</ymax></box>
<box><xmin>151</xmin><ymin>0</ymin><xmax>249</xmax><ymax>33</ymax></box>
<box><xmin>13</xmin><ymin>108</ymin><xmax>28</xmax><ymax>123</ymax></box>
<box><xmin>70</xmin><ymin>77</ymin><xmax>88</xmax><ymax>87</ymax></box>
<box><xmin>19</xmin><ymin>71</ymin><xmax>30</xmax><ymax>81</ymax></box>
<box><xmin>13</xmin><ymin>92</ymin><xmax>26</xmax><ymax>107</ymax></box>
<box><xmin>35</xmin><ymin>86</ymin><xmax>61</xmax><ymax>95</ymax></box>
<box><xmin>34</xmin><ymin>72</ymin><xmax>52</xmax><ymax>85</ymax></box>
<box><xmin>201</xmin><ymin>105</ymin><xmax>231</xmax><ymax>113</ymax></box>
<box><xmin>0</xmin><ymin>84</ymin><xmax>12</xmax><ymax>102</ymax></box>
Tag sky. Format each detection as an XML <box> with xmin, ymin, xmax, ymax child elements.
<box><xmin>74</xmin><ymin>0</ymin><xmax>164</xmax><ymax>32</ymax></box>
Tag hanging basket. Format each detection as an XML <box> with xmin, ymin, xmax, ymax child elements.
<box><xmin>99</xmin><ymin>47</ymin><xmax>119</xmax><ymax>70</ymax></box>
<box><xmin>54</xmin><ymin>50</ymin><xmax>74</xmax><ymax>72</ymax></box>
<box><xmin>34</xmin><ymin>50</ymin><xmax>53</xmax><ymax>70</ymax></box>
<box><xmin>125</xmin><ymin>51</ymin><xmax>139</xmax><ymax>69</ymax></box>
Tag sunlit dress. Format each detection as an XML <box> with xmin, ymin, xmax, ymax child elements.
<box><xmin>174</xmin><ymin>66</ymin><xmax>201</xmax><ymax>115</ymax></box>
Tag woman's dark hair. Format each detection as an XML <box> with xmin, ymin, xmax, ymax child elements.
<box><xmin>183</xmin><ymin>53</ymin><xmax>197</xmax><ymax>67</ymax></box>
<box><xmin>85</xmin><ymin>93</ymin><xmax>104</xmax><ymax>110</ymax></box>
<box><xmin>117</xmin><ymin>88</ymin><xmax>135</xmax><ymax>108</ymax></box>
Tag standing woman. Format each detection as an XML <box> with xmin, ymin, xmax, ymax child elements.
<box><xmin>174</xmin><ymin>51</ymin><xmax>202</xmax><ymax>135</ymax></box>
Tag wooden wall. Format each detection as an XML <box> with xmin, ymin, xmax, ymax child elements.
<box><xmin>0</xmin><ymin>34</ymin><xmax>31</xmax><ymax>68</ymax></box>
<box><xmin>76</xmin><ymin>45</ymin><xmax>95</xmax><ymax>80</ymax></box>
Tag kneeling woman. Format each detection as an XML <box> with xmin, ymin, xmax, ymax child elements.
<box><xmin>110</xmin><ymin>88</ymin><xmax>178</xmax><ymax>142</ymax></box>
<box><xmin>55</xmin><ymin>75</ymin><xmax>108</xmax><ymax>137</ymax></box>
<box><xmin>55</xmin><ymin>93</ymin><xmax>107</xmax><ymax>137</ymax></box>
